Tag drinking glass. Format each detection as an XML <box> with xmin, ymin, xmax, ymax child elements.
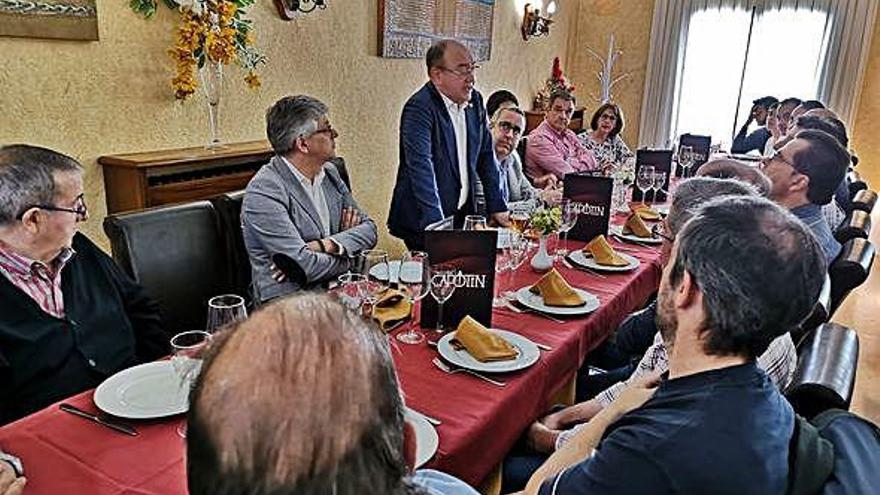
<box><xmin>429</xmin><ymin>264</ymin><xmax>457</xmax><ymax>334</ymax></box>
<box><xmin>679</xmin><ymin>145</ymin><xmax>694</xmax><ymax>178</ymax></box>
<box><xmin>652</xmin><ymin>171</ymin><xmax>668</xmax><ymax>205</ymax></box>
<box><xmin>359</xmin><ymin>249</ymin><xmax>390</xmax><ymax>307</ymax></box>
<box><xmin>493</xmin><ymin>246</ymin><xmax>511</xmax><ymax>308</ymax></box>
<box><xmin>510</xmin><ymin>202</ymin><xmax>533</xmax><ymax>233</ymax></box>
<box><xmin>503</xmin><ymin>231</ymin><xmax>528</xmax><ymax>302</ymax></box>
<box><xmin>397</xmin><ymin>251</ymin><xmax>431</xmax><ymax>344</ymax></box>
<box><xmin>171</xmin><ymin>330</ymin><xmax>212</xmax><ymax>437</ymax></box>
<box><xmin>206</xmin><ymin>294</ymin><xmax>247</xmax><ymax>333</ymax></box>
<box><xmin>337</xmin><ymin>273</ymin><xmax>367</xmax><ymax>312</ymax></box>
<box><xmin>556</xmin><ymin>199</ymin><xmax>578</xmax><ymax>258</ymax></box>
<box><xmin>636</xmin><ymin>165</ymin><xmax>655</xmax><ymax>205</ymax></box>
<box><xmin>463</xmin><ymin>215</ymin><xmax>487</xmax><ymax>231</ymax></box>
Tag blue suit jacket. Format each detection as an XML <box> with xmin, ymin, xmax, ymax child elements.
<box><xmin>387</xmin><ymin>83</ymin><xmax>507</xmax><ymax>244</ymax></box>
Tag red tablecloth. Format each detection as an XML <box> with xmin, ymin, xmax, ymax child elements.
<box><xmin>0</xmin><ymin>237</ymin><xmax>661</xmax><ymax>493</ymax></box>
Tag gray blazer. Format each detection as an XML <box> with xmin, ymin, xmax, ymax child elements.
<box><xmin>242</xmin><ymin>155</ymin><xmax>378</xmax><ymax>303</ymax></box>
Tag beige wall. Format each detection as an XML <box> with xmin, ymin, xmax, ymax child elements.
<box><xmin>851</xmin><ymin>14</ymin><xmax>880</xmax><ymax>188</ymax></box>
<box><xmin>0</xmin><ymin>1</ymin><xmax>576</xmax><ymax>251</ymax></box>
<box><xmin>569</xmin><ymin>0</ymin><xmax>654</xmax><ymax>147</ymax></box>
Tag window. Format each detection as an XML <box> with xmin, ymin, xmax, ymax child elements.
<box><xmin>672</xmin><ymin>5</ymin><xmax>830</xmax><ymax>149</ymax></box>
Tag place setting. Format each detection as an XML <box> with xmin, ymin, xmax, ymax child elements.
<box><xmin>567</xmin><ymin>234</ymin><xmax>641</xmax><ymax>273</ymax></box>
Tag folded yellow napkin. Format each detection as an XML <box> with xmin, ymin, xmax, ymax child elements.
<box><xmin>584</xmin><ymin>235</ymin><xmax>629</xmax><ymax>266</ymax></box>
<box><xmin>632</xmin><ymin>204</ymin><xmax>661</xmax><ymax>221</ymax></box>
<box><xmin>454</xmin><ymin>316</ymin><xmax>517</xmax><ymax>362</ymax></box>
<box><xmin>371</xmin><ymin>289</ymin><xmax>412</xmax><ymax>332</ymax></box>
<box><xmin>529</xmin><ymin>269</ymin><xmax>585</xmax><ymax>307</ymax></box>
<box><xmin>623</xmin><ymin>213</ymin><xmax>653</xmax><ymax>238</ymax></box>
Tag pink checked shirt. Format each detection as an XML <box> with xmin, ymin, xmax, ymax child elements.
<box><xmin>0</xmin><ymin>243</ymin><xmax>74</xmax><ymax>318</ymax></box>
<box><xmin>525</xmin><ymin>120</ymin><xmax>599</xmax><ymax>179</ymax></box>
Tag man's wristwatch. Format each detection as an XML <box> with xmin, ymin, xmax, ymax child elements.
<box><xmin>0</xmin><ymin>451</ymin><xmax>23</xmax><ymax>477</ymax></box>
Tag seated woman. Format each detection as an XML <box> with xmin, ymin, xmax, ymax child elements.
<box><xmin>580</xmin><ymin>103</ymin><xmax>634</xmax><ymax>174</ymax></box>
<box><xmin>0</xmin><ymin>145</ymin><xmax>169</xmax><ymax>425</ymax></box>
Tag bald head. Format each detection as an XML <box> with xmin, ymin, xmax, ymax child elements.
<box><xmin>187</xmin><ymin>294</ymin><xmax>414</xmax><ymax>495</ymax></box>
<box><xmin>696</xmin><ymin>158</ymin><xmax>772</xmax><ymax>196</ymax></box>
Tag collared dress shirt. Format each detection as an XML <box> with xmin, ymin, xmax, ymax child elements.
<box><xmin>0</xmin><ymin>243</ymin><xmax>74</xmax><ymax>318</ymax></box>
<box><xmin>526</xmin><ymin>120</ymin><xmax>599</xmax><ymax>180</ymax></box>
<box><xmin>440</xmin><ymin>92</ymin><xmax>471</xmax><ymax>209</ymax></box>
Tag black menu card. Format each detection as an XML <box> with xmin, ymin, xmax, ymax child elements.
<box><xmin>633</xmin><ymin>149</ymin><xmax>673</xmax><ymax>202</ymax></box>
<box><xmin>563</xmin><ymin>175</ymin><xmax>612</xmax><ymax>242</ymax></box>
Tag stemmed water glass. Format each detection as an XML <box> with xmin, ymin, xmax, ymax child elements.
<box><xmin>206</xmin><ymin>294</ymin><xmax>248</xmax><ymax>333</ymax></box>
<box><xmin>171</xmin><ymin>330</ymin><xmax>212</xmax><ymax>437</ymax></box>
<box><xmin>556</xmin><ymin>199</ymin><xmax>578</xmax><ymax>258</ymax></box>
<box><xmin>502</xmin><ymin>231</ymin><xmax>528</xmax><ymax>303</ymax></box>
<box><xmin>493</xmin><ymin>246</ymin><xmax>511</xmax><ymax>308</ymax></box>
<box><xmin>652</xmin><ymin>171</ymin><xmax>668</xmax><ymax>205</ymax></box>
<box><xmin>679</xmin><ymin>145</ymin><xmax>695</xmax><ymax>178</ymax></box>
<box><xmin>510</xmin><ymin>202</ymin><xmax>533</xmax><ymax>233</ymax></box>
<box><xmin>397</xmin><ymin>251</ymin><xmax>431</xmax><ymax>344</ymax></box>
<box><xmin>359</xmin><ymin>249</ymin><xmax>390</xmax><ymax>308</ymax></box>
<box><xmin>636</xmin><ymin>165</ymin><xmax>655</xmax><ymax>205</ymax></box>
<box><xmin>429</xmin><ymin>264</ymin><xmax>457</xmax><ymax>334</ymax></box>
<box><xmin>463</xmin><ymin>215</ymin><xmax>487</xmax><ymax>231</ymax></box>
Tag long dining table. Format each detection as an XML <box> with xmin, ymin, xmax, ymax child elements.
<box><xmin>0</xmin><ymin>222</ymin><xmax>663</xmax><ymax>494</ymax></box>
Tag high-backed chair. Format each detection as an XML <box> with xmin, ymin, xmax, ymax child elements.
<box><xmin>833</xmin><ymin>209</ymin><xmax>871</xmax><ymax>244</ymax></box>
<box><xmin>211</xmin><ymin>191</ymin><xmax>251</xmax><ymax>305</ymax></box>
<box><xmin>828</xmin><ymin>238</ymin><xmax>875</xmax><ymax>316</ymax></box>
<box><xmin>848</xmin><ymin>170</ymin><xmax>867</xmax><ymax>197</ymax></box>
<box><xmin>791</xmin><ymin>273</ymin><xmax>831</xmax><ymax>349</ymax></box>
<box><xmin>851</xmin><ymin>189</ymin><xmax>877</xmax><ymax>214</ymax></box>
<box><xmin>785</xmin><ymin>323</ymin><xmax>859</xmax><ymax>419</ymax></box>
<box><xmin>517</xmin><ymin>135</ymin><xmax>530</xmax><ymax>182</ymax></box>
<box><xmin>103</xmin><ymin>201</ymin><xmax>233</xmax><ymax>331</ymax></box>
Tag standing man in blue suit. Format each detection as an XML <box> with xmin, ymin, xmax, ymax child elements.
<box><xmin>388</xmin><ymin>39</ymin><xmax>510</xmax><ymax>250</ymax></box>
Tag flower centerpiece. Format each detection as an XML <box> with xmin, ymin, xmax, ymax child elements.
<box><xmin>129</xmin><ymin>0</ymin><xmax>265</xmax><ymax>100</ymax></box>
<box><xmin>529</xmin><ymin>206</ymin><xmax>561</xmax><ymax>272</ymax></box>
<box><xmin>534</xmin><ymin>57</ymin><xmax>576</xmax><ymax>111</ymax></box>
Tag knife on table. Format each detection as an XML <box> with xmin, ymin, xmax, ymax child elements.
<box><xmin>59</xmin><ymin>403</ymin><xmax>139</xmax><ymax>436</ymax></box>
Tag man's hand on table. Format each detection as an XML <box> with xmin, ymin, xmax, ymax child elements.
<box><xmin>491</xmin><ymin>211</ymin><xmax>512</xmax><ymax>228</ymax></box>
<box><xmin>533</xmin><ymin>174</ymin><xmax>559</xmax><ymax>190</ymax></box>
<box><xmin>0</xmin><ymin>462</ymin><xmax>25</xmax><ymax>495</ymax></box>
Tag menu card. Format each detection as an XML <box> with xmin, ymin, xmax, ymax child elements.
<box><xmin>421</xmin><ymin>230</ymin><xmax>497</xmax><ymax>330</ymax></box>
<box><xmin>633</xmin><ymin>150</ymin><xmax>673</xmax><ymax>202</ymax></box>
<box><xmin>677</xmin><ymin>134</ymin><xmax>712</xmax><ymax>176</ymax></box>
<box><xmin>563</xmin><ymin>175</ymin><xmax>612</xmax><ymax>242</ymax></box>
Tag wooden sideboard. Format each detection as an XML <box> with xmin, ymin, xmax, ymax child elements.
<box><xmin>99</xmin><ymin>140</ymin><xmax>274</xmax><ymax>214</ymax></box>
<box><xmin>524</xmin><ymin>107</ymin><xmax>586</xmax><ymax>134</ymax></box>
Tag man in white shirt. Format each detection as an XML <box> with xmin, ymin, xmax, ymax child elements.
<box><xmin>242</xmin><ymin>95</ymin><xmax>378</xmax><ymax>303</ymax></box>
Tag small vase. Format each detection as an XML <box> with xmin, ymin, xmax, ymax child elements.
<box><xmin>199</xmin><ymin>61</ymin><xmax>225</xmax><ymax>150</ymax></box>
<box><xmin>530</xmin><ymin>235</ymin><xmax>554</xmax><ymax>272</ymax></box>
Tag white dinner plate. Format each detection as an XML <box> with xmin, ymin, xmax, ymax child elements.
<box><xmin>437</xmin><ymin>329</ymin><xmax>540</xmax><ymax>373</ymax></box>
<box><xmin>94</xmin><ymin>361</ymin><xmax>189</xmax><ymax>419</ymax></box>
<box><xmin>568</xmin><ymin>250</ymin><xmax>640</xmax><ymax>272</ymax></box>
<box><xmin>515</xmin><ymin>286</ymin><xmax>600</xmax><ymax>316</ymax></box>
<box><xmin>368</xmin><ymin>261</ymin><xmax>424</xmax><ymax>284</ymax></box>
<box><xmin>609</xmin><ymin>225</ymin><xmax>663</xmax><ymax>245</ymax></box>
<box><xmin>405</xmin><ymin>409</ymin><xmax>439</xmax><ymax>468</ymax></box>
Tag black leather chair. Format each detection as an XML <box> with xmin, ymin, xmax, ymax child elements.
<box><xmin>833</xmin><ymin>209</ymin><xmax>871</xmax><ymax>244</ymax></box>
<box><xmin>786</xmin><ymin>323</ymin><xmax>859</xmax><ymax>419</ymax></box>
<box><xmin>848</xmin><ymin>170</ymin><xmax>867</xmax><ymax>198</ymax></box>
<box><xmin>425</xmin><ymin>216</ymin><xmax>455</xmax><ymax>231</ymax></box>
<box><xmin>852</xmin><ymin>189</ymin><xmax>877</xmax><ymax>214</ymax></box>
<box><xmin>791</xmin><ymin>273</ymin><xmax>831</xmax><ymax>349</ymax></box>
<box><xmin>103</xmin><ymin>201</ymin><xmax>234</xmax><ymax>331</ymax></box>
<box><xmin>517</xmin><ymin>135</ymin><xmax>530</xmax><ymax>182</ymax></box>
<box><xmin>828</xmin><ymin>238</ymin><xmax>875</xmax><ymax>316</ymax></box>
<box><xmin>329</xmin><ymin>157</ymin><xmax>351</xmax><ymax>192</ymax></box>
<box><xmin>211</xmin><ymin>191</ymin><xmax>251</xmax><ymax>305</ymax></box>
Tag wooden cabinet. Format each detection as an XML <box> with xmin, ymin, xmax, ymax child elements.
<box><xmin>99</xmin><ymin>140</ymin><xmax>274</xmax><ymax>214</ymax></box>
<box><xmin>524</xmin><ymin>107</ymin><xmax>587</xmax><ymax>134</ymax></box>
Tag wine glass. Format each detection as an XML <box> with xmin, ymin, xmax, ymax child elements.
<box><xmin>652</xmin><ymin>171</ymin><xmax>668</xmax><ymax>205</ymax></box>
<box><xmin>503</xmin><ymin>231</ymin><xmax>528</xmax><ymax>302</ymax></box>
<box><xmin>206</xmin><ymin>294</ymin><xmax>247</xmax><ymax>333</ymax></box>
<box><xmin>556</xmin><ymin>199</ymin><xmax>578</xmax><ymax>258</ymax></box>
<box><xmin>359</xmin><ymin>249</ymin><xmax>390</xmax><ymax>307</ymax></box>
<box><xmin>397</xmin><ymin>251</ymin><xmax>431</xmax><ymax>344</ymax></box>
<box><xmin>171</xmin><ymin>330</ymin><xmax>212</xmax><ymax>437</ymax></box>
<box><xmin>636</xmin><ymin>165</ymin><xmax>655</xmax><ymax>205</ymax></box>
<box><xmin>337</xmin><ymin>273</ymin><xmax>367</xmax><ymax>312</ymax></box>
<box><xmin>679</xmin><ymin>145</ymin><xmax>694</xmax><ymax>178</ymax></box>
<box><xmin>429</xmin><ymin>264</ymin><xmax>457</xmax><ymax>334</ymax></box>
<box><xmin>493</xmin><ymin>245</ymin><xmax>511</xmax><ymax>308</ymax></box>
<box><xmin>463</xmin><ymin>215</ymin><xmax>487</xmax><ymax>231</ymax></box>
<box><xmin>510</xmin><ymin>202</ymin><xmax>533</xmax><ymax>233</ymax></box>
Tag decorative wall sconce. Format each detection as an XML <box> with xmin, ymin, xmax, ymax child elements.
<box><xmin>521</xmin><ymin>2</ymin><xmax>556</xmax><ymax>41</ymax></box>
<box><xmin>274</xmin><ymin>0</ymin><xmax>327</xmax><ymax>20</ymax></box>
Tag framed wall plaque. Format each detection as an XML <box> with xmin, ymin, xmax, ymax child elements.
<box><xmin>0</xmin><ymin>0</ymin><xmax>98</xmax><ymax>41</ymax></box>
<box><xmin>379</xmin><ymin>0</ymin><xmax>495</xmax><ymax>61</ymax></box>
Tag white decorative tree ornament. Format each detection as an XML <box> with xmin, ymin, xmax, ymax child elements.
<box><xmin>585</xmin><ymin>34</ymin><xmax>631</xmax><ymax>104</ymax></box>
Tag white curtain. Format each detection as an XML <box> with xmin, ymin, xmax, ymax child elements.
<box><xmin>638</xmin><ymin>0</ymin><xmax>878</xmax><ymax>147</ymax></box>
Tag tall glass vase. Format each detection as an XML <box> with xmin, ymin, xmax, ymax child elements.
<box><xmin>199</xmin><ymin>61</ymin><xmax>224</xmax><ymax>150</ymax></box>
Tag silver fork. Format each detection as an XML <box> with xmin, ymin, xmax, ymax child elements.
<box><xmin>432</xmin><ymin>358</ymin><xmax>506</xmax><ymax>387</ymax></box>
<box><xmin>503</xmin><ymin>302</ymin><xmax>566</xmax><ymax>324</ymax></box>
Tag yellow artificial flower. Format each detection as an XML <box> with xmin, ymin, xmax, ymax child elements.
<box><xmin>244</xmin><ymin>71</ymin><xmax>261</xmax><ymax>89</ymax></box>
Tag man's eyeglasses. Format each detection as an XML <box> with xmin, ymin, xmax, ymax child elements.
<box><xmin>438</xmin><ymin>63</ymin><xmax>480</xmax><ymax>78</ymax></box>
<box><xmin>17</xmin><ymin>193</ymin><xmax>87</xmax><ymax>221</ymax></box>
<box><xmin>496</xmin><ymin>120</ymin><xmax>523</xmax><ymax>136</ymax></box>
<box><xmin>763</xmin><ymin>150</ymin><xmax>801</xmax><ymax>173</ymax></box>
<box><xmin>311</xmin><ymin>126</ymin><xmax>336</xmax><ymax>137</ymax></box>
<box><xmin>651</xmin><ymin>222</ymin><xmax>674</xmax><ymax>243</ymax></box>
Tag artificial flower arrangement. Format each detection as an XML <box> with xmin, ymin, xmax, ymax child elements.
<box><xmin>534</xmin><ymin>57</ymin><xmax>576</xmax><ymax>111</ymax></box>
<box><xmin>530</xmin><ymin>206</ymin><xmax>562</xmax><ymax>236</ymax></box>
<box><xmin>129</xmin><ymin>0</ymin><xmax>266</xmax><ymax>100</ymax></box>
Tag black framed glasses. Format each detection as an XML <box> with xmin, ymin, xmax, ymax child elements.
<box><xmin>439</xmin><ymin>63</ymin><xmax>480</xmax><ymax>78</ymax></box>
<box><xmin>496</xmin><ymin>120</ymin><xmax>523</xmax><ymax>136</ymax></box>
<box><xmin>651</xmin><ymin>222</ymin><xmax>674</xmax><ymax>243</ymax></box>
<box><xmin>17</xmin><ymin>193</ymin><xmax>87</xmax><ymax>221</ymax></box>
